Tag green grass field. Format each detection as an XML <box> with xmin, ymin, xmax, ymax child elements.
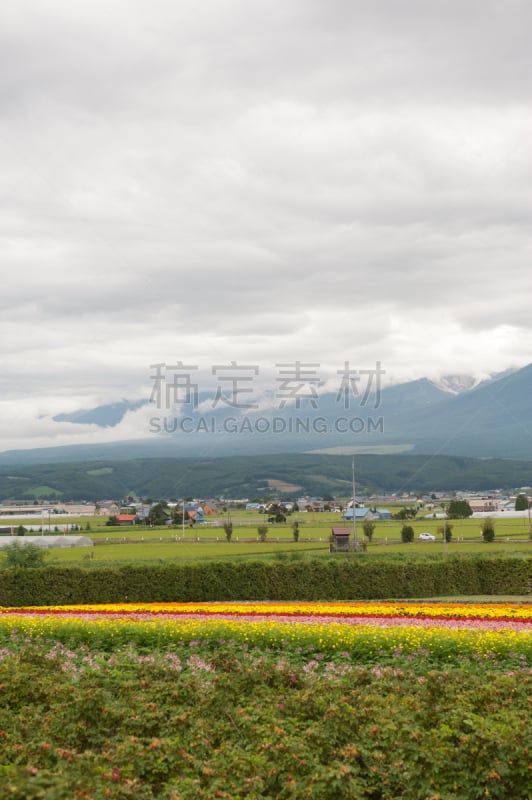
<box><xmin>3</xmin><ymin>509</ymin><xmax>531</xmax><ymax>567</ymax></box>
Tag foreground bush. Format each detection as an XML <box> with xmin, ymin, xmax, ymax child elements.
<box><xmin>0</xmin><ymin>639</ymin><xmax>530</xmax><ymax>799</ymax></box>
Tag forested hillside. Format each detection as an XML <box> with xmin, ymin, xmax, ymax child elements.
<box><xmin>0</xmin><ymin>452</ymin><xmax>531</xmax><ymax>501</ymax></box>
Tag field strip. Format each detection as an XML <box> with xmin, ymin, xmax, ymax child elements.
<box><xmin>1</xmin><ymin>601</ymin><xmax>531</xmax><ymax>631</ymax></box>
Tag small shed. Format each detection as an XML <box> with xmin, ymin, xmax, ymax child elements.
<box><xmin>330</xmin><ymin>526</ymin><xmax>352</xmax><ymax>552</ymax></box>
<box><xmin>115</xmin><ymin>514</ymin><xmax>137</xmax><ymax>525</ymax></box>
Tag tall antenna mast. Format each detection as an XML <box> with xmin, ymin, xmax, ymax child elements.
<box><xmin>352</xmin><ymin>457</ymin><xmax>358</xmax><ymax>551</ymax></box>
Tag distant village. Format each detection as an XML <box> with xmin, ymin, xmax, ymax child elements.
<box><xmin>1</xmin><ymin>488</ymin><xmax>531</xmax><ymax>529</ymax></box>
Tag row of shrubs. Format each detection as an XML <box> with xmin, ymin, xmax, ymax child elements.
<box><xmin>2</xmin><ymin>642</ymin><xmax>530</xmax><ymax>799</ymax></box>
<box><xmin>0</xmin><ymin>556</ymin><xmax>530</xmax><ymax>605</ymax></box>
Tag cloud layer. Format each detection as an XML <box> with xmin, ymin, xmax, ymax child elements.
<box><xmin>1</xmin><ymin>0</ymin><xmax>532</xmax><ymax>448</ymax></box>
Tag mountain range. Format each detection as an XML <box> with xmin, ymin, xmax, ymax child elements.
<box><xmin>52</xmin><ymin>399</ymin><xmax>147</xmax><ymax>427</ymax></box>
<box><xmin>1</xmin><ymin>363</ymin><xmax>531</xmax><ymax>465</ymax></box>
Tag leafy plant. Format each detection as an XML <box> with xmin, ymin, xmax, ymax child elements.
<box><xmin>1</xmin><ymin>542</ymin><xmax>49</xmax><ymax>569</ymax></box>
<box><xmin>0</xmin><ymin>638</ymin><xmax>529</xmax><ymax>799</ymax></box>
<box><xmin>362</xmin><ymin>520</ymin><xmax>376</xmax><ymax>541</ymax></box>
<box><xmin>400</xmin><ymin>524</ymin><xmax>414</xmax><ymax>543</ymax></box>
<box><xmin>394</xmin><ymin>506</ymin><xmax>417</xmax><ymax>520</ymax></box>
<box><xmin>291</xmin><ymin>520</ymin><xmax>300</xmax><ymax>542</ymax></box>
<box><xmin>481</xmin><ymin>518</ymin><xmax>496</xmax><ymax>542</ymax></box>
<box><xmin>257</xmin><ymin>525</ymin><xmax>268</xmax><ymax>542</ymax></box>
<box><xmin>223</xmin><ymin>521</ymin><xmax>233</xmax><ymax>542</ymax></box>
<box><xmin>447</xmin><ymin>499</ymin><xmax>473</xmax><ymax>519</ymax></box>
<box><xmin>438</xmin><ymin>523</ymin><xmax>453</xmax><ymax>542</ymax></box>
<box><xmin>265</xmin><ymin>503</ymin><xmax>287</xmax><ymax>523</ymax></box>
<box><xmin>149</xmin><ymin>502</ymin><xmax>170</xmax><ymax>526</ymax></box>
<box><xmin>515</xmin><ymin>493</ymin><xmax>530</xmax><ymax>511</ymax></box>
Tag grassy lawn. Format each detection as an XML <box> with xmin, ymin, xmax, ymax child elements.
<box><xmin>47</xmin><ymin>539</ymin><xmax>329</xmax><ymax>566</ymax></box>
<box><xmin>39</xmin><ymin>537</ymin><xmax>531</xmax><ymax>568</ymax></box>
<box><xmin>33</xmin><ymin>512</ymin><xmax>532</xmax><ymax>537</ymax></box>
<box><xmin>4</xmin><ymin>508</ymin><xmax>531</xmax><ymax>567</ymax></box>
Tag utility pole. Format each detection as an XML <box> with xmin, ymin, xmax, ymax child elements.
<box><xmin>352</xmin><ymin>458</ymin><xmax>358</xmax><ymax>552</ymax></box>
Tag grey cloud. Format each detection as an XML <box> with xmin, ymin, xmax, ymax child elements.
<box><xmin>1</xmin><ymin>0</ymin><xmax>532</xmax><ymax>441</ymax></box>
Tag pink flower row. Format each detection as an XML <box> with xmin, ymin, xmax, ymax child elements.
<box><xmin>7</xmin><ymin>610</ymin><xmax>531</xmax><ymax>631</ymax></box>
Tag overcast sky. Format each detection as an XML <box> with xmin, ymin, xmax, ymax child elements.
<box><xmin>1</xmin><ymin>0</ymin><xmax>532</xmax><ymax>450</ymax></box>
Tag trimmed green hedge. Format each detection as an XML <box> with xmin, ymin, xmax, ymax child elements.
<box><xmin>0</xmin><ymin>556</ymin><xmax>530</xmax><ymax>605</ymax></box>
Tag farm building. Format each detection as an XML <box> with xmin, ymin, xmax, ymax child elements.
<box><xmin>0</xmin><ymin>536</ymin><xmax>93</xmax><ymax>549</ymax></box>
<box><xmin>342</xmin><ymin>507</ymin><xmax>371</xmax><ymax>522</ymax></box>
<box><xmin>115</xmin><ymin>514</ymin><xmax>137</xmax><ymax>525</ymax></box>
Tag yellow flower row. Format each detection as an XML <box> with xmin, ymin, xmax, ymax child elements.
<box><xmin>0</xmin><ymin>613</ymin><xmax>529</xmax><ymax>659</ymax></box>
<box><xmin>2</xmin><ymin>600</ymin><xmax>530</xmax><ymax>620</ymax></box>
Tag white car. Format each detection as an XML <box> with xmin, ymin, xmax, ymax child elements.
<box><xmin>419</xmin><ymin>532</ymin><xmax>436</xmax><ymax>541</ymax></box>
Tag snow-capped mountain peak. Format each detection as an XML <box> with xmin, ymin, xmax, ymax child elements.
<box><xmin>432</xmin><ymin>374</ymin><xmax>480</xmax><ymax>395</ymax></box>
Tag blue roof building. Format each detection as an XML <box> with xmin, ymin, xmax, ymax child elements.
<box><xmin>342</xmin><ymin>507</ymin><xmax>370</xmax><ymax>521</ymax></box>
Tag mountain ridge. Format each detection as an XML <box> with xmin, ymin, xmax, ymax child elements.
<box><xmin>3</xmin><ymin>363</ymin><xmax>531</xmax><ymax>464</ymax></box>
<box><xmin>1</xmin><ymin>452</ymin><xmax>532</xmax><ymax>501</ymax></box>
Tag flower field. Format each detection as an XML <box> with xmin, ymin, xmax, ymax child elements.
<box><xmin>0</xmin><ymin>601</ymin><xmax>530</xmax><ymax>664</ymax></box>
<box><xmin>0</xmin><ymin>602</ymin><xmax>530</xmax><ymax>798</ymax></box>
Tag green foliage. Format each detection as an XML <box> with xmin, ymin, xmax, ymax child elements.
<box><xmin>438</xmin><ymin>523</ymin><xmax>453</xmax><ymax>542</ymax></box>
<box><xmin>173</xmin><ymin>510</ymin><xmax>189</xmax><ymax>526</ymax></box>
<box><xmin>447</xmin><ymin>499</ymin><xmax>474</xmax><ymax>518</ymax></box>
<box><xmin>0</xmin><ymin>641</ymin><xmax>529</xmax><ymax>799</ymax></box>
<box><xmin>481</xmin><ymin>518</ymin><xmax>496</xmax><ymax>543</ymax></box>
<box><xmin>362</xmin><ymin>520</ymin><xmax>376</xmax><ymax>541</ymax></box>
<box><xmin>21</xmin><ymin>484</ymin><xmax>62</xmax><ymax>498</ymax></box>
<box><xmin>0</xmin><ymin>556</ymin><xmax>529</xmax><ymax>606</ymax></box>
<box><xmin>265</xmin><ymin>503</ymin><xmax>287</xmax><ymax>523</ymax></box>
<box><xmin>16</xmin><ymin>525</ymin><xmax>27</xmax><ymax>536</ymax></box>
<box><xmin>223</xmin><ymin>521</ymin><xmax>233</xmax><ymax>542</ymax></box>
<box><xmin>149</xmin><ymin>502</ymin><xmax>169</xmax><ymax>526</ymax></box>
<box><xmin>401</xmin><ymin>524</ymin><xmax>415</xmax><ymax>543</ymax></box>
<box><xmin>394</xmin><ymin>506</ymin><xmax>417</xmax><ymax>520</ymax></box>
<box><xmin>291</xmin><ymin>520</ymin><xmax>300</xmax><ymax>542</ymax></box>
<box><xmin>1</xmin><ymin>542</ymin><xmax>49</xmax><ymax>569</ymax></box>
<box><xmin>515</xmin><ymin>493</ymin><xmax>530</xmax><ymax>511</ymax></box>
<box><xmin>4</xmin><ymin>453</ymin><xmax>532</xmax><ymax>501</ymax></box>
<box><xmin>257</xmin><ymin>525</ymin><xmax>268</xmax><ymax>542</ymax></box>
